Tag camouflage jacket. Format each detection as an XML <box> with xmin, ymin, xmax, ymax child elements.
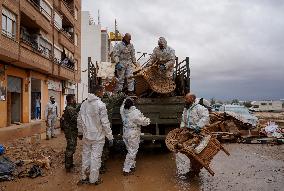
<box><xmin>102</xmin><ymin>92</ymin><xmax>126</xmax><ymax>120</ymax></box>
<box><xmin>63</xmin><ymin>104</ymin><xmax>79</xmax><ymax>134</ymax></box>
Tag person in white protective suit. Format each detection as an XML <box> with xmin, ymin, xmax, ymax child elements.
<box><xmin>113</xmin><ymin>33</ymin><xmax>137</xmax><ymax>95</ymax></box>
<box><xmin>149</xmin><ymin>37</ymin><xmax>176</xmax><ymax>78</ymax></box>
<box><xmin>45</xmin><ymin>96</ymin><xmax>58</xmax><ymax>140</ymax></box>
<box><xmin>120</xmin><ymin>97</ymin><xmax>150</xmax><ymax>175</ymax></box>
<box><xmin>176</xmin><ymin>93</ymin><xmax>209</xmax><ymax>179</ymax></box>
<box><xmin>77</xmin><ymin>85</ymin><xmax>114</xmax><ymax>185</ymax></box>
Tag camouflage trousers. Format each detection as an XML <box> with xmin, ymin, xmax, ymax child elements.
<box><xmin>64</xmin><ymin>132</ymin><xmax>78</xmax><ymax>169</ymax></box>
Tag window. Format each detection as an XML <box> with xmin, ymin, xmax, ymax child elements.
<box><xmin>54</xmin><ymin>11</ymin><xmax>62</xmax><ymax>30</ymax></box>
<box><xmin>2</xmin><ymin>7</ymin><xmax>16</xmax><ymax>39</ymax></box>
<box><xmin>74</xmin><ymin>8</ymin><xmax>78</xmax><ymax>20</ymax></box>
<box><xmin>269</xmin><ymin>103</ymin><xmax>272</xmax><ymax>105</ymax></box>
<box><xmin>74</xmin><ymin>33</ymin><xmax>78</xmax><ymax>46</ymax></box>
<box><xmin>261</xmin><ymin>103</ymin><xmax>267</xmax><ymax>105</ymax></box>
<box><xmin>40</xmin><ymin>0</ymin><xmax>52</xmax><ymax>20</ymax></box>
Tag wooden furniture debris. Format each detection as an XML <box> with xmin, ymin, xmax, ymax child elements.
<box><xmin>165</xmin><ymin>128</ymin><xmax>230</xmax><ymax>176</ymax></box>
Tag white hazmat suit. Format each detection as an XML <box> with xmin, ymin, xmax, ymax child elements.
<box><xmin>113</xmin><ymin>41</ymin><xmax>136</xmax><ymax>92</ymax></box>
<box><xmin>77</xmin><ymin>93</ymin><xmax>113</xmax><ymax>183</ymax></box>
<box><xmin>150</xmin><ymin>37</ymin><xmax>176</xmax><ymax>78</ymax></box>
<box><xmin>176</xmin><ymin>103</ymin><xmax>209</xmax><ymax>176</ymax></box>
<box><xmin>45</xmin><ymin>101</ymin><xmax>58</xmax><ymax>139</ymax></box>
<box><xmin>120</xmin><ymin>99</ymin><xmax>150</xmax><ymax>173</ymax></box>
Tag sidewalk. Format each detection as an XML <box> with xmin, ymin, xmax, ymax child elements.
<box><xmin>0</xmin><ymin>120</ymin><xmax>59</xmax><ymax>143</ymax></box>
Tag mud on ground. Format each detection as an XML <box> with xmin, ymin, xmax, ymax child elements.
<box><xmin>0</xmin><ymin>133</ymin><xmax>283</xmax><ymax>191</ymax></box>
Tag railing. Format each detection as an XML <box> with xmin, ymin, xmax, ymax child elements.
<box><xmin>20</xmin><ymin>32</ymin><xmax>52</xmax><ymax>60</ymax></box>
<box><xmin>1</xmin><ymin>29</ymin><xmax>16</xmax><ymax>40</ymax></box>
<box><xmin>28</xmin><ymin>0</ymin><xmax>52</xmax><ymax>21</ymax></box>
<box><xmin>62</xmin><ymin>0</ymin><xmax>74</xmax><ymax>16</ymax></box>
<box><xmin>60</xmin><ymin>57</ymin><xmax>75</xmax><ymax>71</ymax></box>
<box><xmin>60</xmin><ymin>28</ymin><xmax>74</xmax><ymax>43</ymax></box>
<box><xmin>174</xmin><ymin>57</ymin><xmax>190</xmax><ymax>94</ymax></box>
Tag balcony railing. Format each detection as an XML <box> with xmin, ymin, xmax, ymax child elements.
<box><xmin>20</xmin><ymin>32</ymin><xmax>52</xmax><ymax>60</ymax></box>
<box><xmin>1</xmin><ymin>29</ymin><xmax>16</xmax><ymax>40</ymax></box>
<box><xmin>60</xmin><ymin>57</ymin><xmax>75</xmax><ymax>71</ymax></box>
<box><xmin>60</xmin><ymin>28</ymin><xmax>74</xmax><ymax>43</ymax></box>
<box><xmin>62</xmin><ymin>0</ymin><xmax>74</xmax><ymax>16</ymax></box>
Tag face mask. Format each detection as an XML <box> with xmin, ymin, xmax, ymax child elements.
<box><xmin>51</xmin><ymin>100</ymin><xmax>55</xmax><ymax>104</ymax></box>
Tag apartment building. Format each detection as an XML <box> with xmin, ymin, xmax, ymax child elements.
<box><xmin>0</xmin><ymin>0</ymin><xmax>81</xmax><ymax>128</ymax></box>
<box><xmin>77</xmin><ymin>11</ymin><xmax>101</xmax><ymax>103</ymax></box>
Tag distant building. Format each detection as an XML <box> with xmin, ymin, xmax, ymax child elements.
<box><xmin>0</xmin><ymin>0</ymin><xmax>81</xmax><ymax>128</ymax></box>
<box><xmin>250</xmin><ymin>100</ymin><xmax>284</xmax><ymax>112</ymax></box>
<box><xmin>101</xmin><ymin>29</ymin><xmax>112</xmax><ymax>62</ymax></box>
<box><xmin>77</xmin><ymin>11</ymin><xmax>101</xmax><ymax>103</ymax></box>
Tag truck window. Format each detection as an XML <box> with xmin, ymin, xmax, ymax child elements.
<box><xmin>253</xmin><ymin>105</ymin><xmax>259</xmax><ymax>108</ymax></box>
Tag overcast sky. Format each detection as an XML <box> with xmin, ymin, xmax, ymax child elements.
<box><xmin>82</xmin><ymin>0</ymin><xmax>284</xmax><ymax>100</ymax></box>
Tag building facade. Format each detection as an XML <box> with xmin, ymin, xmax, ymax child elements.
<box><xmin>101</xmin><ymin>29</ymin><xmax>112</xmax><ymax>62</ymax></box>
<box><xmin>0</xmin><ymin>0</ymin><xmax>81</xmax><ymax>128</ymax></box>
<box><xmin>77</xmin><ymin>11</ymin><xmax>101</xmax><ymax>103</ymax></box>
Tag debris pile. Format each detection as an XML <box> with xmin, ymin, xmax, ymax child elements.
<box><xmin>206</xmin><ymin>112</ymin><xmax>261</xmax><ymax>141</ymax></box>
<box><xmin>1</xmin><ymin>139</ymin><xmax>64</xmax><ymax>181</ymax></box>
<box><xmin>165</xmin><ymin>128</ymin><xmax>230</xmax><ymax>176</ymax></box>
<box><xmin>207</xmin><ymin>112</ymin><xmax>284</xmax><ymax>144</ymax></box>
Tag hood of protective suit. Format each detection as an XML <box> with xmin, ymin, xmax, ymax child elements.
<box><xmin>87</xmin><ymin>93</ymin><xmax>100</xmax><ymax>102</ymax></box>
<box><xmin>120</xmin><ymin>99</ymin><xmax>150</xmax><ymax>128</ymax></box>
<box><xmin>158</xmin><ymin>37</ymin><xmax>167</xmax><ymax>48</ymax></box>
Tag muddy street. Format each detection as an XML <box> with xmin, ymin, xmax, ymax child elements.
<box><xmin>1</xmin><ymin>133</ymin><xmax>284</xmax><ymax>191</ymax></box>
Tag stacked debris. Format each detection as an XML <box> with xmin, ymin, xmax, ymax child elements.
<box><xmin>165</xmin><ymin>128</ymin><xmax>230</xmax><ymax>176</ymax></box>
<box><xmin>206</xmin><ymin>112</ymin><xmax>260</xmax><ymax>141</ymax></box>
<box><xmin>133</xmin><ymin>65</ymin><xmax>176</xmax><ymax>96</ymax></box>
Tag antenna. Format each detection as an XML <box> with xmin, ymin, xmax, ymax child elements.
<box><xmin>98</xmin><ymin>9</ymin><xmax>101</xmax><ymax>25</ymax></box>
<box><xmin>115</xmin><ymin>19</ymin><xmax>118</xmax><ymax>44</ymax></box>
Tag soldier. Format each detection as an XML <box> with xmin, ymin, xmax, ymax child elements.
<box><xmin>113</xmin><ymin>33</ymin><xmax>137</xmax><ymax>95</ymax></box>
<box><xmin>63</xmin><ymin>94</ymin><xmax>79</xmax><ymax>172</ymax></box>
<box><xmin>45</xmin><ymin>96</ymin><xmax>58</xmax><ymax>140</ymax></box>
<box><xmin>149</xmin><ymin>37</ymin><xmax>176</xmax><ymax>78</ymax></box>
<box><xmin>176</xmin><ymin>93</ymin><xmax>209</xmax><ymax>179</ymax></box>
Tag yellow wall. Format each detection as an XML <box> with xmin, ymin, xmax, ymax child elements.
<box><xmin>0</xmin><ymin>64</ymin><xmax>29</xmax><ymax>127</ymax></box>
<box><xmin>6</xmin><ymin>66</ymin><xmax>30</xmax><ymax>124</ymax></box>
<box><xmin>0</xmin><ymin>64</ymin><xmax>63</xmax><ymax>128</ymax></box>
<box><xmin>0</xmin><ymin>64</ymin><xmax>7</xmax><ymax>127</ymax></box>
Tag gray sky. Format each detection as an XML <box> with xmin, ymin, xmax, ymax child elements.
<box><xmin>82</xmin><ymin>0</ymin><xmax>284</xmax><ymax>100</ymax></box>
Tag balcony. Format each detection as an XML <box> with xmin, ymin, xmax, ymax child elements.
<box><xmin>20</xmin><ymin>0</ymin><xmax>52</xmax><ymax>33</ymax></box>
<box><xmin>19</xmin><ymin>43</ymin><xmax>52</xmax><ymax>73</ymax></box>
<box><xmin>59</xmin><ymin>30</ymin><xmax>75</xmax><ymax>52</ymax></box>
<box><xmin>52</xmin><ymin>60</ymin><xmax>76</xmax><ymax>80</ymax></box>
<box><xmin>59</xmin><ymin>0</ymin><xmax>75</xmax><ymax>25</ymax></box>
<box><xmin>60</xmin><ymin>66</ymin><xmax>76</xmax><ymax>79</ymax></box>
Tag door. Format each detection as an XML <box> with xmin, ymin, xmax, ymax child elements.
<box><xmin>7</xmin><ymin>76</ymin><xmax>22</xmax><ymax>125</ymax></box>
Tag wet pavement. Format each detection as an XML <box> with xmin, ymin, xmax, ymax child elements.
<box><xmin>1</xmin><ymin>133</ymin><xmax>284</xmax><ymax>191</ymax></box>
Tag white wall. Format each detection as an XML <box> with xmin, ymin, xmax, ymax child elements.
<box><xmin>77</xmin><ymin>11</ymin><xmax>101</xmax><ymax>103</ymax></box>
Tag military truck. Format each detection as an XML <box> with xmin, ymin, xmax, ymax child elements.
<box><xmin>110</xmin><ymin>57</ymin><xmax>191</xmax><ymax>142</ymax></box>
